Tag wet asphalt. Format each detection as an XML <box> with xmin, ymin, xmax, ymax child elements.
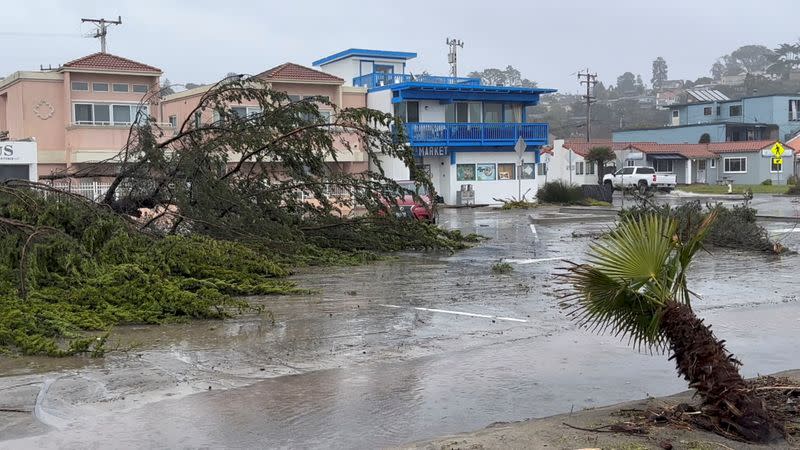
<box><xmin>1</xmin><ymin>194</ymin><xmax>799</xmax><ymax>449</ymax></box>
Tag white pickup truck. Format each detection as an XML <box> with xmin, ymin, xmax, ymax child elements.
<box><xmin>602</xmin><ymin>166</ymin><xmax>676</xmax><ymax>193</ymax></box>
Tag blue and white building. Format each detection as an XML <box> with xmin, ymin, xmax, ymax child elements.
<box><xmin>313</xmin><ymin>49</ymin><xmax>556</xmax><ymax>205</ymax></box>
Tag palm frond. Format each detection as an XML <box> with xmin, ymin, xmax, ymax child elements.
<box><xmin>560</xmin><ymin>213</ymin><xmax>697</xmax><ymax>352</ymax></box>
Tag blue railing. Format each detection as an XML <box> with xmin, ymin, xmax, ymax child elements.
<box><xmin>353</xmin><ymin>73</ymin><xmax>481</xmax><ymax>89</ymax></box>
<box><xmin>403</xmin><ymin>122</ymin><xmax>549</xmax><ymax>147</ymax></box>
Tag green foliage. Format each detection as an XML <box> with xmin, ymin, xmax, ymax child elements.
<box><xmin>561</xmin><ymin>212</ymin><xmax>716</xmax><ymax>352</ymax></box>
<box><xmin>491</xmin><ymin>262</ymin><xmax>513</xmax><ymax>274</ymax></box>
<box><xmin>761</xmin><ymin>178</ymin><xmax>773</xmax><ymax>185</ymax></box>
<box><xmin>0</xmin><ymin>191</ymin><xmax>299</xmax><ymax>356</ymax></box>
<box><xmin>788</xmin><ymin>184</ymin><xmax>800</xmax><ymax>195</ymax></box>
<box><xmin>619</xmin><ymin>200</ymin><xmax>777</xmax><ymax>253</ymax></box>
<box><xmin>537</xmin><ymin>181</ymin><xmax>584</xmax><ymax>205</ymax></box>
<box><xmin>787</xmin><ymin>175</ymin><xmax>798</xmax><ymax>186</ymax></box>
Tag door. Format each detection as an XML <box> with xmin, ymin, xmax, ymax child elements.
<box><xmin>696</xmin><ymin>160</ymin><xmax>707</xmax><ymax>184</ymax></box>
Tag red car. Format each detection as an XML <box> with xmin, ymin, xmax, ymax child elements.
<box><xmin>383</xmin><ymin>181</ymin><xmax>438</xmax><ymax>223</ymax></box>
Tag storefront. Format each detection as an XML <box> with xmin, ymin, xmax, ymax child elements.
<box><xmin>416</xmin><ymin>146</ymin><xmax>540</xmax><ymax>205</ymax></box>
<box><xmin>0</xmin><ymin>141</ymin><xmax>38</xmax><ymax>182</ymax></box>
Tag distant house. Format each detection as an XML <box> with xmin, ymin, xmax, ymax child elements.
<box><xmin>622</xmin><ymin>140</ymin><xmax>795</xmax><ymax>185</ymax></box>
<box><xmin>614</xmin><ymin>94</ymin><xmax>800</xmax><ymax>144</ymax></box>
<box><xmin>656</xmin><ymin>89</ymin><xmax>681</xmax><ymax>107</ymax></box>
<box><xmin>547</xmin><ymin>139</ymin><xmax>628</xmax><ymax>185</ymax></box>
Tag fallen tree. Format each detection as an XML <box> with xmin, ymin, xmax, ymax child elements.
<box><xmin>0</xmin><ymin>78</ymin><xmax>478</xmax><ymax>355</ymax></box>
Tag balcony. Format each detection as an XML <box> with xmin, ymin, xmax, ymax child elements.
<box><xmin>403</xmin><ymin>122</ymin><xmax>548</xmax><ymax>147</ymax></box>
<box><xmin>353</xmin><ymin>73</ymin><xmax>481</xmax><ymax>89</ymax></box>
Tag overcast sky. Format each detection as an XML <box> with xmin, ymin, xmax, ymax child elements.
<box><xmin>1</xmin><ymin>0</ymin><xmax>798</xmax><ymax>93</ymax></box>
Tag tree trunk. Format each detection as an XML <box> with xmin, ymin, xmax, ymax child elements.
<box><xmin>660</xmin><ymin>302</ymin><xmax>781</xmax><ymax>442</ymax></box>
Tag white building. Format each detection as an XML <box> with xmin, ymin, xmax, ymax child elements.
<box><xmin>312</xmin><ymin>49</ymin><xmax>556</xmax><ymax>205</ymax></box>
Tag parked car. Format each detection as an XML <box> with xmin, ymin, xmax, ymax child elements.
<box><xmin>603</xmin><ymin>166</ymin><xmax>676</xmax><ymax>193</ymax></box>
<box><xmin>382</xmin><ymin>181</ymin><xmax>438</xmax><ymax>223</ymax></box>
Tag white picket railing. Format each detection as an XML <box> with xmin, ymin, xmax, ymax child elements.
<box><xmin>49</xmin><ymin>181</ymin><xmax>112</xmax><ymax>201</ymax></box>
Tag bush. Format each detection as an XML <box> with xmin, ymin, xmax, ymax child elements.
<box><xmin>491</xmin><ymin>262</ymin><xmax>513</xmax><ymax>274</ymax></box>
<box><xmin>537</xmin><ymin>181</ymin><xmax>584</xmax><ymax>204</ymax></box>
<box><xmin>788</xmin><ymin>184</ymin><xmax>800</xmax><ymax>195</ymax></box>
<box><xmin>619</xmin><ymin>200</ymin><xmax>777</xmax><ymax>253</ymax></box>
<box><xmin>761</xmin><ymin>179</ymin><xmax>773</xmax><ymax>185</ymax></box>
<box><xmin>787</xmin><ymin>175</ymin><xmax>798</xmax><ymax>186</ymax></box>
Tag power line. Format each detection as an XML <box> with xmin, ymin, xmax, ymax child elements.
<box><xmin>577</xmin><ymin>69</ymin><xmax>598</xmax><ymax>143</ymax></box>
<box><xmin>81</xmin><ymin>16</ymin><xmax>122</xmax><ymax>53</ymax></box>
<box><xmin>446</xmin><ymin>38</ymin><xmax>464</xmax><ymax>78</ymax></box>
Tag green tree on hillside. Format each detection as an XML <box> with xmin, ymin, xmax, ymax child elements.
<box><xmin>651</xmin><ymin>57</ymin><xmax>668</xmax><ymax>90</ymax></box>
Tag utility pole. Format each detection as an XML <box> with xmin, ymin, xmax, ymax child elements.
<box><xmin>446</xmin><ymin>38</ymin><xmax>464</xmax><ymax>78</ymax></box>
<box><xmin>577</xmin><ymin>69</ymin><xmax>597</xmax><ymax>143</ymax></box>
<box><xmin>81</xmin><ymin>16</ymin><xmax>122</xmax><ymax>53</ymax></box>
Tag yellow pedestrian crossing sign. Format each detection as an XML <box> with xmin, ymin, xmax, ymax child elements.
<box><xmin>771</xmin><ymin>142</ymin><xmax>785</xmax><ymax>158</ymax></box>
<box><xmin>773</xmin><ymin>157</ymin><xmax>783</xmax><ymax>166</ymax></box>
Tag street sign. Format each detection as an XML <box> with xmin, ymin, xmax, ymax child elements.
<box><xmin>773</xmin><ymin>157</ymin><xmax>783</xmax><ymax>166</ymax></box>
<box><xmin>514</xmin><ymin>136</ymin><xmax>527</xmax><ymax>161</ymax></box>
<box><xmin>771</xmin><ymin>142</ymin><xmax>785</xmax><ymax>158</ymax></box>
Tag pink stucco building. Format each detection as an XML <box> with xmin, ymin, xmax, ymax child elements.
<box><xmin>0</xmin><ymin>52</ymin><xmax>164</xmax><ymax>179</ymax></box>
<box><xmin>161</xmin><ymin>62</ymin><xmax>369</xmax><ymax>176</ymax></box>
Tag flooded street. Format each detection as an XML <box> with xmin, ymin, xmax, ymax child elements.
<box><xmin>1</xmin><ymin>195</ymin><xmax>799</xmax><ymax>449</ymax></box>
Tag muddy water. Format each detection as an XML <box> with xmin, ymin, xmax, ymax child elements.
<box><xmin>1</xmin><ymin>204</ymin><xmax>799</xmax><ymax>449</ymax></box>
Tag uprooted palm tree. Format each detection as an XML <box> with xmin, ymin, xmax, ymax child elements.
<box><xmin>560</xmin><ymin>213</ymin><xmax>781</xmax><ymax>443</ymax></box>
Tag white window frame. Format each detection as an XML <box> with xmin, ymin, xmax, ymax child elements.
<box><xmin>771</xmin><ymin>159</ymin><xmax>784</xmax><ymax>173</ymax></box>
<box><xmin>723</xmin><ymin>157</ymin><xmax>747</xmax><ymax>174</ymax></box>
<box><xmin>789</xmin><ymin>99</ymin><xmax>800</xmax><ymax>121</ymax></box>
<box><xmin>586</xmin><ymin>160</ymin><xmax>595</xmax><ymax>175</ymax></box>
<box><xmin>710</xmin><ymin>159</ymin><xmax>716</xmax><ymax>169</ymax></box>
<box><xmin>132</xmin><ymin>84</ymin><xmax>149</xmax><ymax>93</ymax></box>
<box><xmin>112</xmin><ymin>83</ymin><xmax>129</xmax><ymax>93</ymax></box>
<box><xmin>92</xmin><ymin>82</ymin><xmax>109</xmax><ymax>92</ymax></box>
<box><xmin>168</xmin><ymin>115</ymin><xmax>177</xmax><ymax>127</ymax></box>
<box><xmin>626</xmin><ymin>159</ymin><xmax>636</xmax><ymax>167</ymax></box>
<box><xmin>71</xmin><ymin>81</ymin><xmax>89</xmax><ymax>91</ymax></box>
<box><xmin>72</xmin><ymin>102</ymin><xmax>149</xmax><ymax>126</ymax></box>
<box><xmin>575</xmin><ymin>161</ymin><xmax>584</xmax><ymax>175</ymax></box>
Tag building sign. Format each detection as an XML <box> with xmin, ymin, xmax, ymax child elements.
<box><xmin>414</xmin><ymin>146</ymin><xmax>449</xmax><ymax>157</ymax></box>
<box><xmin>0</xmin><ymin>141</ymin><xmax>38</xmax><ymax>164</ymax></box>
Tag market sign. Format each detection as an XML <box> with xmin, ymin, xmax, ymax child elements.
<box><xmin>414</xmin><ymin>146</ymin><xmax>449</xmax><ymax>157</ymax></box>
<box><xmin>0</xmin><ymin>141</ymin><xmax>38</xmax><ymax>164</ymax></box>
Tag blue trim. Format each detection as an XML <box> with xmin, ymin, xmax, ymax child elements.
<box><xmin>371</xmin><ymin>81</ymin><xmax>557</xmax><ymax>95</ymax></box>
<box><xmin>313</xmin><ymin>48</ymin><xmax>417</xmax><ymax>66</ymax></box>
<box><xmin>450</xmin><ymin>152</ymin><xmax>456</xmax><ymax>165</ymax></box>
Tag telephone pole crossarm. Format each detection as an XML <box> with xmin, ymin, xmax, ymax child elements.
<box><xmin>81</xmin><ymin>16</ymin><xmax>122</xmax><ymax>53</ymax></box>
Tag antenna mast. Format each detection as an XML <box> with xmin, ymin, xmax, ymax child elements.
<box><xmin>81</xmin><ymin>16</ymin><xmax>122</xmax><ymax>53</ymax></box>
<box><xmin>446</xmin><ymin>38</ymin><xmax>464</xmax><ymax>77</ymax></box>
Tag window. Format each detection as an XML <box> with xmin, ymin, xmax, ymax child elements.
<box><xmin>710</xmin><ymin>159</ymin><xmax>716</xmax><ymax>169</ymax></box>
<box><xmin>497</xmin><ymin>163</ymin><xmax>516</xmax><ymax>180</ymax></box>
<box><xmin>672</xmin><ymin>110</ymin><xmax>679</xmax><ymax>118</ymax></box>
<box><xmin>575</xmin><ymin>161</ymin><xmax>584</xmax><ymax>175</ymax></box>
<box><xmin>522</xmin><ymin>163</ymin><xmax>537</xmax><ymax>179</ymax></box>
<box><xmin>484</xmin><ymin>103</ymin><xmax>502</xmax><ymax>123</ymax></box>
<box><xmin>93</xmin><ymin>83</ymin><xmax>109</xmax><ymax>92</ymax></box>
<box><xmin>288</xmin><ymin>95</ymin><xmax>301</xmax><ymax>102</ymax></box>
<box><xmin>446</xmin><ymin>102</ymin><xmax>481</xmax><ymax>123</ymax></box>
<box><xmin>73</xmin><ymin>103</ymin><xmax>148</xmax><ymax>125</ymax></box>
<box><xmin>703</xmin><ymin>107</ymin><xmax>712</xmax><ymax>116</ymax></box>
<box><xmin>716</xmin><ymin>106</ymin><xmax>721</xmax><ymax>116</ymax></box>
<box><xmin>723</xmin><ymin>157</ymin><xmax>747</xmax><ymax>173</ymax></box>
<box><xmin>374</xmin><ymin>64</ymin><xmax>394</xmax><ymax>74</ymax></box>
<box><xmin>395</xmin><ymin>101</ymin><xmax>419</xmax><ymax>123</ymax></box>
<box><xmin>771</xmin><ymin>159</ymin><xmax>783</xmax><ymax>173</ymax></box>
<box><xmin>112</xmin><ymin>83</ymin><xmax>129</xmax><ymax>92</ymax></box>
<box><xmin>456</xmin><ymin>164</ymin><xmax>475</xmax><ymax>181</ymax></box>
<box><xmin>94</xmin><ymin>104</ymin><xmax>110</xmax><ymax>124</ymax></box>
<box><xmin>586</xmin><ymin>161</ymin><xmax>595</xmax><ymax>175</ymax></box>
<box><xmin>476</xmin><ymin>163</ymin><xmax>496</xmax><ymax>181</ymax></box>
<box><xmin>74</xmin><ymin>104</ymin><xmax>93</xmax><ymax>123</ymax></box>
<box><xmin>71</xmin><ymin>81</ymin><xmax>89</xmax><ymax>91</ymax></box>
<box><xmin>468</xmin><ymin>103</ymin><xmax>482</xmax><ymax>123</ymax></box>
<box><xmin>503</xmin><ymin>104</ymin><xmax>519</xmax><ymax>123</ymax></box>
<box><xmin>654</xmin><ymin>159</ymin><xmax>674</xmax><ymax>173</ymax></box>
<box><xmin>626</xmin><ymin>159</ymin><xmax>636</xmax><ymax>167</ymax></box>
<box><xmin>729</xmin><ymin>105</ymin><xmax>742</xmax><ymax>116</ymax></box>
<box><xmin>194</xmin><ymin>112</ymin><xmax>202</xmax><ymax>128</ymax></box>
<box><xmin>455</xmin><ymin>103</ymin><xmax>469</xmax><ymax>122</ymax></box>
<box><xmin>698</xmin><ymin>160</ymin><xmax>706</xmax><ymax>171</ymax></box>
<box><xmin>790</xmin><ymin>99</ymin><xmax>800</xmax><ymax>121</ymax></box>
<box><xmin>168</xmin><ymin>115</ymin><xmax>177</xmax><ymax>127</ymax></box>
<box><xmin>132</xmin><ymin>84</ymin><xmax>149</xmax><ymax>93</ymax></box>
<box><xmin>536</xmin><ymin>163</ymin><xmax>547</xmax><ymax>177</ymax></box>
